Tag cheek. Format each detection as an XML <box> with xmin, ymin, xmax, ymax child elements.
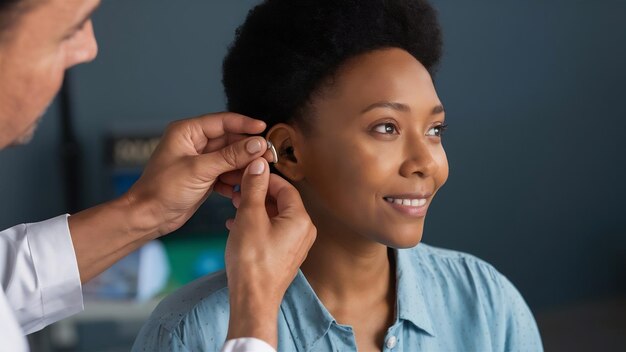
<box><xmin>8</xmin><ymin>51</ymin><xmax>66</xmax><ymax>133</ymax></box>
<box><xmin>433</xmin><ymin>146</ymin><xmax>449</xmax><ymax>189</ymax></box>
<box><xmin>304</xmin><ymin>139</ymin><xmax>394</xmax><ymax>213</ymax></box>
<box><xmin>28</xmin><ymin>52</ymin><xmax>66</xmax><ymax>110</ymax></box>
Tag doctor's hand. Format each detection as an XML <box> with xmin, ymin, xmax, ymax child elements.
<box><xmin>69</xmin><ymin>112</ymin><xmax>269</xmax><ymax>283</ymax></box>
<box><xmin>126</xmin><ymin>112</ymin><xmax>269</xmax><ymax>237</ymax></box>
<box><xmin>221</xmin><ymin>158</ymin><xmax>316</xmax><ymax>349</ymax></box>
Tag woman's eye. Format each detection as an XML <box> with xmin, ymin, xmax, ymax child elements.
<box><xmin>373</xmin><ymin>123</ymin><xmax>398</xmax><ymax>135</ymax></box>
<box><xmin>426</xmin><ymin>123</ymin><xmax>448</xmax><ymax>137</ymax></box>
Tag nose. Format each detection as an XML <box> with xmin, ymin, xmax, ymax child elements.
<box><xmin>81</xmin><ymin>21</ymin><xmax>99</xmax><ymax>62</ymax></box>
<box><xmin>399</xmin><ymin>137</ymin><xmax>439</xmax><ymax>178</ymax></box>
<box><xmin>65</xmin><ymin>20</ymin><xmax>99</xmax><ymax>68</ymax></box>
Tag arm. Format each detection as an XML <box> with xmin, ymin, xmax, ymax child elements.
<box><xmin>0</xmin><ymin>215</ymin><xmax>82</xmax><ymax>334</ymax></box>
<box><xmin>499</xmin><ymin>275</ymin><xmax>544</xmax><ymax>352</ymax></box>
<box><xmin>486</xmin><ymin>267</ymin><xmax>543</xmax><ymax>352</ymax></box>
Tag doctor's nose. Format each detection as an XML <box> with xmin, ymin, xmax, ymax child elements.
<box><xmin>65</xmin><ymin>20</ymin><xmax>99</xmax><ymax>69</ymax></box>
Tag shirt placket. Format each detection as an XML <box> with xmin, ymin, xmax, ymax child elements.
<box><xmin>383</xmin><ymin>323</ymin><xmax>403</xmax><ymax>351</ymax></box>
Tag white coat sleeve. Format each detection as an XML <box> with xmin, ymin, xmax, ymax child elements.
<box><xmin>221</xmin><ymin>338</ymin><xmax>277</xmax><ymax>352</ymax></box>
<box><xmin>0</xmin><ymin>289</ymin><xmax>29</xmax><ymax>352</ymax></box>
<box><xmin>0</xmin><ymin>214</ymin><xmax>84</xmax><ymax>334</ymax></box>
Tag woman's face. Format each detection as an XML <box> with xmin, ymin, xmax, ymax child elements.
<box><xmin>293</xmin><ymin>48</ymin><xmax>448</xmax><ymax>248</ymax></box>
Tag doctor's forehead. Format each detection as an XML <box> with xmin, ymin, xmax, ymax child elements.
<box><xmin>0</xmin><ymin>0</ymin><xmax>100</xmax><ymax>26</ymax></box>
<box><xmin>51</xmin><ymin>0</ymin><xmax>101</xmax><ymax>20</ymax></box>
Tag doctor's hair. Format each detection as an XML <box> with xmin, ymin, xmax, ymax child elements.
<box><xmin>222</xmin><ymin>0</ymin><xmax>442</xmax><ymax>134</ymax></box>
<box><xmin>0</xmin><ymin>0</ymin><xmax>33</xmax><ymax>39</ymax></box>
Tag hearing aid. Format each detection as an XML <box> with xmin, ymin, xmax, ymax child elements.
<box><xmin>266</xmin><ymin>140</ymin><xmax>279</xmax><ymax>164</ymax></box>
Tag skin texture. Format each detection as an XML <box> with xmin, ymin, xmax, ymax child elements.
<box><xmin>272</xmin><ymin>48</ymin><xmax>449</xmax><ymax>351</ymax></box>
<box><xmin>0</xmin><ymin>0</ymin><xmax>316</xmax><ymax>347</ymax></box>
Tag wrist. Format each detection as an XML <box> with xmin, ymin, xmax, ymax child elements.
<box><xmin>227</xmin><ymin>289</ymin><xmax>280</xmax><ymax>348</ymax></box>
<box><xmin>120</xmin><ymin>190</ymin><xmax>162</xmax><ymax>242</ymax></box>
<box><xmin>67</xmin><ymin>195</ymin><xmax>159</xmax><ymax>283</ymax></box>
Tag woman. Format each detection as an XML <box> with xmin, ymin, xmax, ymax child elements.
<box><xmin>133</xmin><ymin>0</ymin><xmax>543</xmax><ymax>350</ymax></box>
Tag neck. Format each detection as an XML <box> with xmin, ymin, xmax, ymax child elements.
<box><xmin>300</xmin><ymin>217</ymin><xmax>395</xmax><ymax>316</ymax></box>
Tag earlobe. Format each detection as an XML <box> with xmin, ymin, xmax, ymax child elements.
<box><xmin>266</xmin><ymin>124</ymin><xmax>305</xmax><ymax>182</ymax></box>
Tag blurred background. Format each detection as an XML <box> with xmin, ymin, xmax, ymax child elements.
<box><xmin>0</xmin><ymin>0</ymin><xmax>624</xmax><ymax>351</ymax></box>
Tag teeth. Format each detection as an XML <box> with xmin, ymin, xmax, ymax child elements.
<box><xmin>385</xmin><ymin>197</ymin><xmax>428</xmax><ymax>207</ymax></box>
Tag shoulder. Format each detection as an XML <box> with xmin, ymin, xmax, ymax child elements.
<box><xmin>151</xmin><ymin>270</ymin><xmax>230</xmax><ymax>330</ymax></box>
<box><xmin>404</xmin><ymin>243</ymin><xmax>543</xmax><ymax>351</ymax></box>
<box><xmin>404</xmin><ymin>243</ymin><xmax>524</xmax><ymax>310</ymax></box>
<box><xmin>132</xmin><ymin>271</ymin><xmax>230</xmax><ymax>352</ymax></box>
<box><xmin>408</xmin><ymin>242</ymin><xmax>502</xmax><ymax>280</ymax></box>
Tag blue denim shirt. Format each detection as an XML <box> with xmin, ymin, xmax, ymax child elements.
<box><xmin>132</xmin><ymin>243</ymin><xmax>543</xmax><ymax>351</ymax></box>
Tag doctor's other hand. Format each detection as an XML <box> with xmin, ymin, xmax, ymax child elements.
<box><xmin>223</xmin><ymin>158</ymin><xmax>316</xmax><ymax>348</ymax></box>
<box><xmin>126</xmin><ymin>112</ymin><xmax>268</xmax><ymax>238</ymax></box>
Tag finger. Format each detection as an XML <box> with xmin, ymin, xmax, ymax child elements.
<box><xmin>203</xmin><ymin>133</ymin><xmax>250</xmax><ymax>154</ymax></box>
<box><xmin>213</xmin><ymin>150</ymin><xmax>274</xmax><ymax>176</ymax></box>
<box><xmin>265</xmin><ymin>196</ymin><xmax>278</xmax><ymax>218</ymax></box>
<box><xmin>261</xmin><ymin>148</ymin><xmax>276</xmax><ymax>164</ymax></box>
<box><xmin>218</xmin><ymin>169</ymin><xmax>244</xmax><ymax>187</ymax></box>
<box><xmin>196</xmin><ymin>136</ymin><xmax>268</xmax><ymax>180</ymax></box>
<box><xmin>238</xmin><ymin>158</ymin><xmax>270</xmax><ymax>212</ymax></box>
<box><xmin>213</xmin><ymin>180</ymin><xmax>235</xmax><ymax>199</ymax></box>
<box><xmin>225</xmin><ymin>218</ymin><xmax>234</xmax><ymax>231</ymax></box>
<box><xmin>267</xmin><ymin>174</ymin><xmax>306</xmax><ymax>215</ymax></box>
<box><xmin>195</xmin><ymin>112</ymin><xmax>266</xmax><ymax>139</ymax></box>
<box><xmin>233</xmin><ymin>184</ymin><xmax>275</xmax><ymax>214</ymax></box>
<box><xmin>232</xmin><ymin>192</ymin><xmax>241</xmax><ymax>209</ymax></box>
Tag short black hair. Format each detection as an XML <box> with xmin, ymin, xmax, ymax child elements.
<box><xmin>222</xmin><ymin>0</ymin><xmax>443</xmax><ymax>133</ymax></box>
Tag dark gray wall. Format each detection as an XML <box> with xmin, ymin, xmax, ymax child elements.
<box><xmin>1</xmin><ymin>0</ymin><xmax>624</xmax><ymax>314</ymax></box>
<box><xmin>426</xmin><ymin>1</ymin><xmax>626</xmax><ymax>309</ymax></box>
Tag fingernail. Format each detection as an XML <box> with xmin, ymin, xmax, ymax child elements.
<box><xmin>249</xmin><ymin>159</ymin><xmax>265</xmax><ymax>175</ymax></box>
<box><xmin>246</xmin><ymin>139</ymin><xmax>263</xmax><ymax>154</ymax></box>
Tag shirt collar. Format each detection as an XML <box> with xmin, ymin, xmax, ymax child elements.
<box><xmin>395</xmin><ymin>247</ymin><xmax>436</xmax><ymax>336</ymax></box>
<box><xmin>280</xmin><ymin>247</ymin><xmax>436</xmax><ymax>351</ymax></box>
<box><xmin>281</xmin><ymin>270</ymin><xmax>335</xmax><ymax>352</ymax></box>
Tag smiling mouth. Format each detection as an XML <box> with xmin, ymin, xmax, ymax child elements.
<box><xmin>383</xmin><ymin>197</ymin><xmax>427</xmax><ymax>207</ymax></box>
<box><xmin>382</xmin><ymin>194</ymin><xmax>432</xmax><ymax>217</ymax></box>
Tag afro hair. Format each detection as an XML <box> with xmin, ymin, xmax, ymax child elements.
<box><xmin>222</xmin><ymin>0</ymin><xmax>443</xmax><ymax>132</ymax></box>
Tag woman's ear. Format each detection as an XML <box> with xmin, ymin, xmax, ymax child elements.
<box><xmin>266</xmin><ymin>123</ymin><xmax>305</xmax><ymax>182</ymax></box>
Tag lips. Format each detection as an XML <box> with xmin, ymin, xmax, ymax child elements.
<box><xmin>383</xmin><ymin>193</ymin><xmax>432</xmax><ymax>217</ymax></box>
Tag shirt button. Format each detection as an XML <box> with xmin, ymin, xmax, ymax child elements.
<box><xmin>385</xmin><ymin>335</ymin><xmax>397</xmax><ymax>349</ymax></box>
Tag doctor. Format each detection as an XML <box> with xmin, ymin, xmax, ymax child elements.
<box><xmin>0</xmin><ymin>0</ymin><xmax>316</xmax><ymax>351</ymax></box>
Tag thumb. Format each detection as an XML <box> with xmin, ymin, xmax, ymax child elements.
<box><xmin>197</xmin><ymin>137</ymin><xmax>267</xmax><ymax>180</ymax></box>
<box><xmin>238</xmin><ymin>158</ymin><xmax>270</xmax><ymax>212</ymax></box>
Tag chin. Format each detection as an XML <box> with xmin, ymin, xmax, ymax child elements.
<box><xmin>9</xmin><ymin>130</ymin><xmax>35</xmax><ymax>147</ymax></box>
<box><xmin>8</xmin><ymin>116</ymin><xmax>42</xmax><ymax>147</ymax></box>
<box><xmin>377</xmin><ymin>224</ymin><xmax>425</xmax><ymax>249</ymax></box>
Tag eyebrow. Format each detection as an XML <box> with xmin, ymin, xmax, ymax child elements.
<box><xmin>71</xmin><ymin>2</ymin><xmax>100</xmax><ymax>31</ymax></box>
<box><xmin>361</xmin><ymin>101</ymin><xmax>445</xmax><ymax>115</ymax></box>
